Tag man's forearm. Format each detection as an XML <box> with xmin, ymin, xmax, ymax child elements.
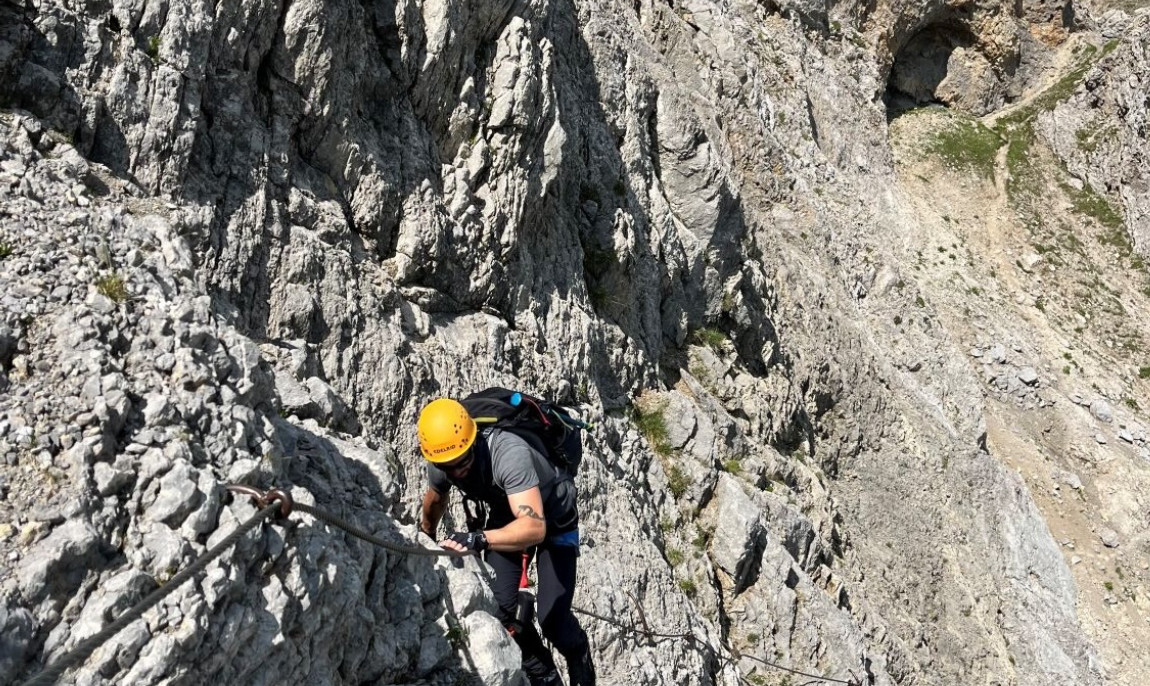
<box><xmin>484</xmin><ymin>515</ymin><xmax>546</xmax><ymax>552</ymax></box>
<box><xmin>421</xmin><ymin>490</ymin><xmax>447</xmax><ymax>536</ymax></box>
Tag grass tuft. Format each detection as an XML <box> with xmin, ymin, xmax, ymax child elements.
<box><xmin>667</xmin><ymin>464</ymin><xmax>690</xmax><ymax>498</ymax></box>
<box><xmin>635</xmin><ymin>401</ymin><xmax>672</xmax><ymax>456</ymax></box>
<box><xmin>693</xmin><ymin>327</ymin><xmax>728</xmax><ymax>350</ymax></box>
<box><xmin>95</xmin><ymin>273</ymin><xmax>129</xmax><ymax>302</ymax></box>
<box><xmin>146</xmin><ymin>35</ymin><xmax>161</xmax><ymax>61</ymax></box>
<box><xmin>1065</xmin><ymin>182</ymin><xmax>1126</xmax><ymax>233</ymax></box>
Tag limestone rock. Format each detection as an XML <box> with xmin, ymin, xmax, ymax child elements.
<box><xmin>17</xmin><ymin>520</ymin><xmax>102</xmax><ymax>602</ymax></box>
<box><xmin>711</xmin><ymin>475</ymin><xmax>766</xmax><ymax>593</ymax></box>
<box><xmin>1090</xmin><ymin>400</ymin><xmax>1114</xmax><ymax>423</ymax></box>
<box><xmin>0</xmin><ymin>607</ymin><xmax>36</xmax><ymax>679</ymax></box>
<box><xmin>1099</xmin><ymin>528</ymin><xmax>1120</xmax><ymax>548</ymax></box>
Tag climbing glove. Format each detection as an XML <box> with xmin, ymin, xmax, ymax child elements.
<box><xmin>446</xmin><ymin>530</ymin><xmax>489</xmax><ymax>552</ymax></box>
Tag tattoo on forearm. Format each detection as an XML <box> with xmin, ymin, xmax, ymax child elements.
<box><xmin>517</xmin><ymin>504</ymin><xmax>544</xmax><ymax>521</ymax></box>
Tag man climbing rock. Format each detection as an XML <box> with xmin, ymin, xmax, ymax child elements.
<box><xmin>418</xmin><ymin>397</ymin><xmax>596</xmax><ymax>686</ymax></box>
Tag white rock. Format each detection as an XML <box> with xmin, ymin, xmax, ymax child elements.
<box><xmin>459</xmin><ymin>612</ymin><xmax>522</xmax><ymax>686</ymax></box>
<box><xmin>712</xmin><ymin>475</ymin><xmax>766</xmax><ymax>593</ymax></box>
<box><xmin>1090</xmin><ymin>400</ymin><xmax>1114</xmax><ymax>423</ymax></box>
<box><xmin>1099</xmin><ymin>528</ymin><xmax>1120</xmax><ymax>548</ymax></box>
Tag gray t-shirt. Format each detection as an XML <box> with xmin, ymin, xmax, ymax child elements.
<box><xmin>428</xmin><ymin>428</ymin><xmax>578</xmax><ymax>531</ymax></box>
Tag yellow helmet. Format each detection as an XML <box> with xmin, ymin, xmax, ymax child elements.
<box><xmin>417</xmin><ymin>398</ymin><xmax>477</xmax><ymax>463</ymax></box>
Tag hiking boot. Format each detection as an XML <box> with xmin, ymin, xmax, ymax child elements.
<box><xmin>565</xmin><ymin>647</ymin><xmax>596</xmax><ymax>686</ymax></box>
<box><xmin>528</xmin><ymin>668</ymin><xmax>565</xmax><ymax>686</ymax></box>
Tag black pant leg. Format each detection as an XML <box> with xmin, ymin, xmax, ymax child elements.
<box><xmin>534</xmin><ymin>544</ymin><xmax>580</xmax><ymax>651</ymax></box>
<box><xmin>485</xmin><ymin>548</ymin><xmax>523</xmax><ymax>618</ymax></box>
<box><xmin>485</xmin><ymin>548</ymin><xmax>558</xmax><ymax>677</ymax></box>
<box><xmin>536</xmin><ymin>544</ymin><xmax>595</xmax><ymax>685</ymax></box>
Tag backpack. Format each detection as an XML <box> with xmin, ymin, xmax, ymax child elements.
<box><xmin>461</xmin><ymin>387</ymin><xmax>590</xmax><ymax>477</ymax></box>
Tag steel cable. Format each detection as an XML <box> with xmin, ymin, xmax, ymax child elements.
<box><xmin>735</xmin><ymin>653</ymin><xmax>859</xmax><ymax>686</ymax></box>
<box><xmin>261</xmin><ymin>489</ymin><xmax>858</xmax><ymax>684</ymax></box>
<box><xmin>18</xmin><ymin>484</ymin><xmax>856</xmax><ymax>686</ymax></box>
<box><xmin>297</xmin><ymin>491</ymin><xmax>857</xmax><ymax>685</ymax></box>
<box><xmin>571</xmin><ymin>605</ymin><xmax>697</xmax><ymax>642</ymax></box>
<box><xmin>293</xmin><ymin>502</ymin><xmax>465</xmax><ymax>558</ymax></box>
<box><xmin>571</xmin><ymin>602</ymin><xmax>860</xmax><ymax>686</ymax></box>
<box><xmin>19</xmin><ymin>503</ymin><xmax>282</xmax><ymax>686</ymax></box>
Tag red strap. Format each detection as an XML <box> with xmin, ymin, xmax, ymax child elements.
<box><xmin>519</xmin><ymin>552</ymin><xmax>529</xmax><ymax>589</ymax></box>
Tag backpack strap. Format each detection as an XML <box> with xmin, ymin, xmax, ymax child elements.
<box><xmin>462</xmin><ymin>494</ymin><xmax>488</xmax><ymax>531</ymax></box>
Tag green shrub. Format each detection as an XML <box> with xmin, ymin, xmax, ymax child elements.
<box><xmin>678</xmin><ymin>578</ymin><xmax>697</xmax><ymax>597</ymax></box>
<box><xmin>0</xmin><ymin>243</ymin><xmax>12</xmax><ymax>259</ymax></box>
<box><xmin>1139</xmin><ymin>366</ymin><xmax>1150</xmax><ymax>379</ymax></box>
<box><xmin>666</xmin><ymin>548</ymin><xmax>684</xmax><ymax>566</ymax></box>
<box><xmin>692</xmin><ymin>528</ymin><xmax>710</xmax><ymax>550</ymax></box>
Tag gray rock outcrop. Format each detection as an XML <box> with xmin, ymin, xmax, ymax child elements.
<box><xmin>1040</xmin><ymin>12</ymin><xmax>1150</xmax><ymax>254</ymax></box>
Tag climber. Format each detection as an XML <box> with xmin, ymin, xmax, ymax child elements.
<box><xmin>417</xmin><ymin>397</ymin><xmax>596</xmax><ymax>686</ymax></box>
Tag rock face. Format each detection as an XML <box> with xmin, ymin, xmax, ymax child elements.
<box><xmin>881</xmin><ymin>0</ymin><xmax>1074</xmax><ymax>114</ymax></box>
<box><xmin>0</xmin><ymin>115</ymin><xmax>475</xmax><ymax>683</ymax></box>
<box><xmin>1039</xmin><ymin>11</ymin><xmax>1150</xmax><ymax>255</ymax></box>
<box><xmin>0</xmin><ymin>0</ymin><xmax>1144</xmax><ymax>684</ymax></box>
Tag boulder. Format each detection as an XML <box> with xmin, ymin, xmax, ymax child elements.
<box><xmin>711</xmin><ymin>475</ymin><xmax>766</xmax><ymax>593</ymax></box>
